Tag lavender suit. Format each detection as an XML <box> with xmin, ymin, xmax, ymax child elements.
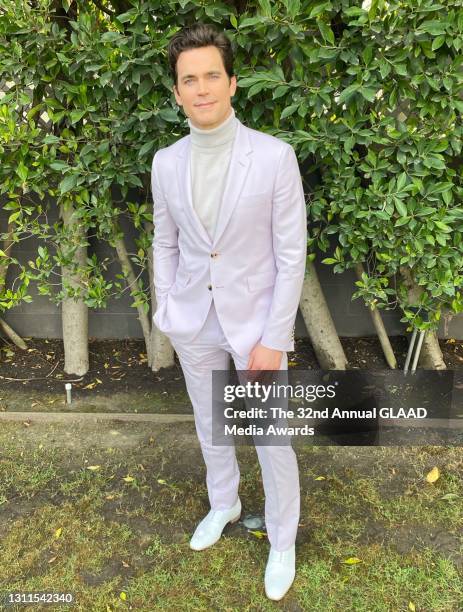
<box><xmin>151</xmin><ymin>115</ymin><xmax>307</xmax><ymax>551</ymax></box>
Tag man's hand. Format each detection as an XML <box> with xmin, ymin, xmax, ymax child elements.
<box><xmin>246</xmin><ymin>343</ymin><xmax>283</xmax><ymax>371</ymax></box>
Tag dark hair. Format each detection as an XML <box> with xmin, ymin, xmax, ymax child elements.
<box><xmin>167</xmin><ymin>23</ymin><xmax>234</xmax><ymax>86</ymax></box>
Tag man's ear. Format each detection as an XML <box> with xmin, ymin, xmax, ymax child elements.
<box><xmin>173</xmin><ymin>84</ymin><xmax>182</xmax><ymax>106</ymax></box>
<box><xmin>230</xmin><ymin>75</ymin><xmax>237</xmax><ymax>97</ymax></box>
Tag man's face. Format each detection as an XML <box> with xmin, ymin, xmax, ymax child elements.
<box><xmin>173</xmin><ymin>45</ymin><xmax>237</xmax><ymax>130</ymax></box>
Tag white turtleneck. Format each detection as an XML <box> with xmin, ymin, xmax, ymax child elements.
<box><xmin>187</xmin><ymin>107</ymin><xmax>238</xmax><ymax>241</ymax></box>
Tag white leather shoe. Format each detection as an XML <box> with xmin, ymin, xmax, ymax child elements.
<box><xmin>264</xmin><ymin>544</ymin><xmax>296</xmax><ymax>601</ymax></box>
<box><xmin>189</xmin><ymin>497</ymin><xmax>241</xmax><ymax>551</ymax></box>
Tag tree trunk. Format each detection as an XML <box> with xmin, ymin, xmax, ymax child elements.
<box><xmin>355</xmin><ymin>263</ymin><xmax>397</xmax><ymax>369</ymax></box>
<box><xmin>299</xmin><ymin>261</ymin><xmax>348</xmax><ymax>369</ymax></box>
<box><xmin>0</xmin><ymin>220</ymin><xmax>28</xmax><ymax>349</ymax></box>
<box><xmin>399</xmin><ymin>267</ymin><xmax>446</xmax><ymax>369</ymax></box>
<box><xmin>0</xmin><ymin>318</ymin><xmax>27</xmax><ymax>350</ymax></box>
<box><xmin>113</xmin><ymin>226</ymin><xmax>151</xmax><ymax>351</ymax></box>
<box><xmin>146</xmin><ymin>224</ymin><xmax>174</xmax><ymax>371</ymax></box>
<box><xmin>60</xmin><ymin>202</ymin><xmax>89</xmax><ymax>376</ymax></box>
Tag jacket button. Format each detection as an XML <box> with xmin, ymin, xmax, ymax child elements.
<box><xmin>207</xmin><ymin>284</ymin><xmax>212</xmax><ymax>290</ymax></box>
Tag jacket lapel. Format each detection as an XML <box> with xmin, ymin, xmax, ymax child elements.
<box><xmin>176</xmin><ymin>138</ymin><xmax>211</xmax><ymax>245</ymax></box>
<box><xmin>175</xmin><ymin>117</ymin><xmax>252</xmax><ymax>247</ymax></box>
<box><xmin>212</xmin><ymin>119</ymin><xmax>252</xmax><ymax>248</ymax></box>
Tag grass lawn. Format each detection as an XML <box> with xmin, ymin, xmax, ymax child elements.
<box><xmin>0</xmin><ymin>417</ymin><xmax>461</xmax><ymax>611</ymax></box>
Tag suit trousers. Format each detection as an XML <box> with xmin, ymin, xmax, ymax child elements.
<box><xmin>170</xmin><ymin>300</ymin><xmax>300</xmax><ymax>552</ymax></box>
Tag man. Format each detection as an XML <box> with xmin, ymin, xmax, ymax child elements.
<box><xmin>151</xmin><ymin>22</ymin><xmax>307</xmax><ymax>601</ymax></box>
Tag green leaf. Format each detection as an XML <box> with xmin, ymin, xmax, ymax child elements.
<box><xmin>138</xmin><ymin>140</ymin><xmax>155</xmax><ymax>158</ymax></box>
<box><xmin>344</xmin><ymin>7</ymin><xmax>366</xmax><ymax>17</ymax></box>
<box><xmin>258</xmin><ymin>0</ymin><xmax>272</xmax><ymax>17</ymax></box>
<box><xmin>101</xmin><ymin>31</ymin><xmax>122</xmax><ymax>43</ymax></box>
<box><xmin>43</xmin><ymin>134</ymin><xmax>60</xmax><ymax>144</ymax></box>
<box><xmin>434</xmin><ymin>221</ymin><xmax>452</xmax><ymax>232</ymax></box>
<box><xmin>360</xmin><ymin>87</ymin><xmax>376</xmax><ymax>102</ymax></box>
<box><xmin>272</xmin><ymin>85</ymin><xmax>290</xmax><ymax>99</ymax></box>
<box><xmin>309</xmin><ymin>2</ymin><xmax>331</xmax><ymax>19</ymax></box>
<box><xmin>248</xmin><ymin>82</ymin><xmax>265</xmax><ymax>97</ymax></box>
<box><xmin>239</xmin><ymin>17</ymin><xmax>262</xmax><ymax>28</ymax></box>
<box><xmin>379</xmin><ymin>59</ymin><xmax>391</xmax><ymax>79</ymax></box>
<box><xmin>280</xmin><ymin>104</ymin><xmax>299</xmax><ymax>119</ymax></box>
<box><xmin>8</xmin><ymin>211</ymin><xmax>20</xmax><ymax>224</ymax></box>
<box><xmin>284</xmin><ymin>0</ymin><xmax>301</xmax><ymax>19</ymax></box>
<box><xmin>59</xmin><ymin>174</ymin><xmax>78</xmax><ymax>194</ymax></box>
<box><xmin>158</xmin><ymin>108</ymin><xmax>178</xmax><ymax>122</ymax></box>
<box><xmin>318</xmin><ymin>20</ymin><xmax>335</xmax><ymax>45</ymax></box>
<box><xmin>70</xmin><ymin>109</ymin><xmax>86</xmax><ymax>124</ymax></box>
<box><xmin>138</xmin><ymin>79</ymin><xmax>153</xmax><ymax>99</ymax></box>
<box><xmin>117</xmin><ymin>9</ymin><xmax>137</xmax><ymax>23</ymax></box>
<box><xmin>394</xmin><ymin>197</ymin><xmax>408</xmax><ymax>217</ymax></box>
<box><xmin>442</xmin><ymin>190</ymin><xmax>452</xmax><ymax>206</ymax></box>
<box><xmin>418</xmin><ymin>20</ymin><xmax>447</xmax><ymax>36</ymax></box>
<box><xmin>16</xmin><ymin>163</ymin><xmax>28</xmax><ymax>182</ymax></box>
<box><xmin>362</xmin><ymin>45</ymin><xmax>373</xmax><ymax>66</ymax></box>
<box><xmin>394</xmin><ymin>64</ymin><xmax>408</xmax><ymax>76</ymax></box>
<box><xmin>395</xmin><ymin>216</ymin><xmax>410</xmax><ymax>227</ymax></box>
<box><xmin>397</xmin><ymin>172</ymin><xmax>407</xmax><ymax>192</ymax></box>
<box><xmin>431</xmin><ymin>35</ymin><xmax>446</xmax><ymax>50</ymax></box>
<box><xmin>50</xmin><ymin>161</ymin><xmax>70</xmax><ymax>171</ymax></box>
<box><xmin>338</xmin><ymin>83</ymin><xmax>360</xmax><ymax>104</ymax></box>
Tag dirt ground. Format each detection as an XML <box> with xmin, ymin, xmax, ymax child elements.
<box><xmin>1</xmin><ymin>334</ymin><xmax>463</xmax><ymax>397</ymax></box>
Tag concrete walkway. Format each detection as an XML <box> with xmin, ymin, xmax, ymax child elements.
<box><xmin>0</xmin><ymin>411</ymin><xmax>195</xmax><ymax>423</ymax></box>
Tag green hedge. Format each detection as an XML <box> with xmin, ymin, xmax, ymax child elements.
<box><xmin>1</xmin><ymin>0</ymin><xmax>462</xmax><ymax>332</ymax></box>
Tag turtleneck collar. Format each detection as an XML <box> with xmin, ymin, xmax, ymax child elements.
<box><xmin>188</xmin><ymin>107</ymin><xmax>237</xmax><ymax>149</ymax></box>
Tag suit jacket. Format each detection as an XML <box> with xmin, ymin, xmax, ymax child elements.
<box><xmin>151</xmin><ymin>116</ymin><xmax>307</xmax><ymax>356</ymax></box>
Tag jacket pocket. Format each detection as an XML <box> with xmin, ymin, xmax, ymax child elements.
<box><xmin>247</xmin><ymin>271</ymin><xmax>275</xmax><ymax>292</ymax></box>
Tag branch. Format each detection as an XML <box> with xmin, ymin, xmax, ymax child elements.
<box><xmin>90</xmin><ymin>0</ymin><xmax>115</xmax><ymax>17</ymax></box>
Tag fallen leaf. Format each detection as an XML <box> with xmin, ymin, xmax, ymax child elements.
<box><xmin>409</xmin><ymin>602</ymin><xmax>416</xmax><ymax>611</ymax></box>
<box><xmin>249</xmin><ymin>530</ymin><xmax>267</xmax><ymax>539</ymax></box>
<box><xmin>106</xmin><ymin>495</ymin><xmax>115</xmax><ymax>500</ymax></box>
<box><xmin>157</xmin><ymin>479</ymin><xmax>167</xmax><ymax>485</ymax></box>
<box><xmin>426</xmin><ymin>466</ymin><xmax>440</xmax><ymax>483</ymax></box>
<box><xmin>87</xmin><ymin>465</ymin><xmax>101</xmax><ymax>471</ymax></box>
<box><xmin>314</xmin><ymin>476</ymin><xmax>325</xmax><ymax>481</ymax></box>
<box><xmin>440</xmin><ymin>493</ymin><xmax>460</xmax><ymax>501</ymax></box>
<box><xmin>119</xmin><ymin>592</ymin><xmax>127</xmax><ymax>601</ymax></box>
<box><xmin>123</xmin><ymin>476</ymin><xmax>134</xmax><ymax>482</ymax></box>
<box><xmin>48</xmin><ymin>556</ymin><xmax>57</xmax><ymax>564</ymax></box>
<box><xmin>122</xmin><ymin>561</ymin><xmax>130</xmax><ymax>568</ymax></box>
<box><xmin>342</xmin><ymin>557</ymin><xmax>362</xmax><ymax>565</ymax></box>
<box><xmin>23</xmin><ymin>421</ymin><xmax>31</xmax><ymax>427</ymax></box>
<box><xmin>54</xmin><ymin>528</ymin><xmax>62</xmax><ymax>538</ymax></box>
